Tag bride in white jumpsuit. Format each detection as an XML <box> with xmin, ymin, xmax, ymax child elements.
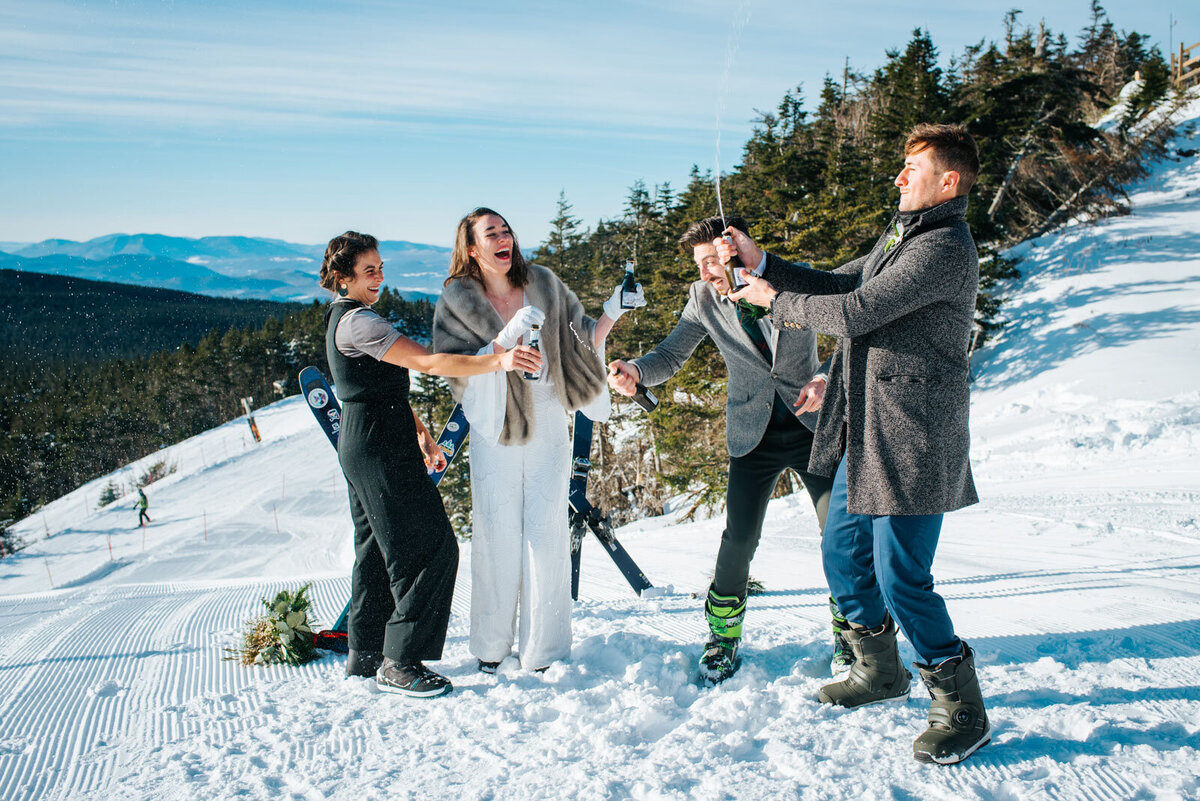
<box><xmin>432</xmin><ymin>208</ymin><xmax>643</xmax><ymax>671</ymax></box>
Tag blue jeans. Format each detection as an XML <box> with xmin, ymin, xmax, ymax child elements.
<box><xmin>821</xmin><ymin>458</ymin><xmax>961</xmax><ymax>664</ymax></box>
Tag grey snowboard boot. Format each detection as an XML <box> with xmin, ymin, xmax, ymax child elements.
<box><xmin>817</xmin><ymin>616</ymin><xmax>911</xmax><ymax>707</ymax></box>
<box><xmin>913</xmin><ymin>642</ymin><xmax>990</xmax><ymax>764</ymax></box>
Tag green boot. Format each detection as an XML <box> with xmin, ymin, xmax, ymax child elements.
<box><xmin>699</xmin><ymin>587</ymin><xmax>745</xmax><ymax>684</ymax></box>
<box><xmin>817</xmin><ymin>616</ymin><xmax>910</xmax><ymax>707</ymax></box>
<box><xmin>913</xmin><ymin>642</ymin><xmax>991</xmax><ymax>764</ymax></box>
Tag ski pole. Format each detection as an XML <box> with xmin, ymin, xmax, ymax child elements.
<box><xmin>107</xmin><ymin>535</ymin><xmax>113</xmax><ymax>562</ymax></box>
<box><xmin>45</xmin><ymin>559</ymin><xmax>54</xmax><ymax>588</ymax></box>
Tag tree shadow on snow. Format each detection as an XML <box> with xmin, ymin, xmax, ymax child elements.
<box><xmin>0</xmin><ymin>643</ymin><xmax>201</xmax><ymax>671</ymax></box>
<box><xmin>991</xmin><ymin>683</ymin><xmax>1200</xmax><ymax>710</ymax></box>
<box><xmin>971</xmin><ymin>618</ymin><xmax>1200</xmax><ymax>668</ymax></box>
<box><xmin>973</xmin><ymin>304</ymin><xmax>1200</xmax><ymax>389</ymax></box>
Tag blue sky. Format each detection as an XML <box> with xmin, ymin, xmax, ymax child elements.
<box><xmin>0</xmin><ymin>0</ymin><xmax>1191</xmax><ymax>248</ymax></box>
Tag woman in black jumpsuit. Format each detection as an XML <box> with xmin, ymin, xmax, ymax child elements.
<box><xmin>321</xmin><ymin>231</ymin><xmax>541</xmax><ymax>697</ymax></box>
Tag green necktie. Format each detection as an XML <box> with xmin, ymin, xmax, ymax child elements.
<box><xmin>736</xmin><ymin>302</ymin><xmax>771</xmax><ymax>363</ymax></box>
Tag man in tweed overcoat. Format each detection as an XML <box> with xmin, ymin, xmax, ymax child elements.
<box><xmin>724</xmin><ymin>124</ymin><xmax>990</xmax><ymax>764</ymax></box>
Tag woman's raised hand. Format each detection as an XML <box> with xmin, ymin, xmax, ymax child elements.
<box><xmin>494</xmin><ymin>305</ymin><xmax>546</xmax><ymax>349</ymax></box>
<box><xmin>498</xmin><ymin>344</ymin><xmax>543</xmax><ymax>373</ymax></box>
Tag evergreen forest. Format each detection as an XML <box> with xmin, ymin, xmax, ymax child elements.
<box><xmin>0</xmin><ymin>274</ymin><xmax>433</xmax><ymax>533</ymax></box>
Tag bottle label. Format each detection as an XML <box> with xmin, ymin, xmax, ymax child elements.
<box><xmin>523</xmin><ymin>329</ymin><xmax>542</xmax><ymax>380</ymax></box>
<box><xmin>620</xmin><ymin>267</ymin><xmax>638</xmax><ymax>309</ymax></box>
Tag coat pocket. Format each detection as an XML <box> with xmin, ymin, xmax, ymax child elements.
<box><xmin>877</xmin><ymin>373</ymin><xmax>942</xmax><ymax>386</ymax></box>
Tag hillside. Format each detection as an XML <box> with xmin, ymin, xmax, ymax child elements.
<box><xmin>0</xmin><ymin>102</ymin><xmax>1197</xmax><ymax>800</ymax></box>
<box><xmin>0</xmin><ymin>268</ymin><xmax>305</xmax><ymax>364</ymax></box>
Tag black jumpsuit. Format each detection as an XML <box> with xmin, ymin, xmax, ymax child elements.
<box><xmin>325</xmin><ymin>299</ymin><xmax>459</xmax><ymax>663</ymax></box>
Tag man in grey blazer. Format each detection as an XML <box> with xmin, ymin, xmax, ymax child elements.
<box><xmin>608</xmin><ymin>215</ymin><xmax>847</xmax><ymax>684</ymax></box>
<box><xmin>724</xmin><ymin>124</ymin><xmax>989</xmax><ymax>764</ymax></box>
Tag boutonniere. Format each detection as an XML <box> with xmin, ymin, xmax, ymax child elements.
<box><xmin>884</xmin><ymin>220</ymin><xmax>905</xmax><ymax>253</ymax></box>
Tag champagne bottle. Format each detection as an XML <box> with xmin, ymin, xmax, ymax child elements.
<box><xmin>722</xmin><ymin>235</ymin><xmax>747</xmax><ymax>291</ymax></box>
<box><xmin>620</xmin><ymin>260</ymin><xmax>639</xmax><ymax>309</ymax></box>
<box><xmin>523</xmin><ymin>324</ymin><xmax>543</xmax><ymax>381</ymax></box>
<box><xmin>630</xmin><ymin>382</ymin><xmax>658</xmax><ymax>413</ymax></box>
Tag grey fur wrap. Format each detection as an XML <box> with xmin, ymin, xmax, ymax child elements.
<box><xmin>432</xmin><ymin>263</ymin><xmax>607</xmax><ymax>446</ymax></box>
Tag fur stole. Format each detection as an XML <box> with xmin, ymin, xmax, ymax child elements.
<box><xmin>432</xmin><ymin>263</ymin><xmax>607</xmax><ymax>445</ymax></box>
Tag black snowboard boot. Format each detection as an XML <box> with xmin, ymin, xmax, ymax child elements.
<box><xmin>818</xmin><ymin>616</ymin><xmax>911</xmax><ymax>707</ymax></box>
<box><xmin>913</xmin><ymin>642</ymin><xmax>990</xmax><ymax>764</ymax></box>
<box><xmin>829</xmin><ymin>597</ymin><xmax>855</xmax><ymax>675</ymax></box>
<box><xmin>345</xmin><ymin>649</ymin><xmax>385</xmax><ymax>678</ymax></box>
<box><xmin>376</xmin><ymin>657</ymin><xmax>452</xmax><ymax>698</ymax></box>
<box><xmin>699</xmin><ymin>587</ymin><xmax>745</xmax><ymax>685</ymax></box>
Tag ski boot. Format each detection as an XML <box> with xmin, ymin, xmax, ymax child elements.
<box><xmin>699</xmin><ymin>586</ymin><xmax>746</xmax><ymax>685</ymax></box>
<box><xmin>913</xmin><ymin>642</ymin><xmax>990</xmax><ymax>764</ymax></box>
<box><xmin>376</xmin><ymin>657</ymin><xmax>452</xmax><ymax>698</ymax></box>
<box><xmin>818</xmin><ymin>615</ymin><xmax>910</xmax><ymax>707</ymax></box>
<box><xmin>830</xmin><ymin>597</ymin><xmax>855</xmax><ymax>675</ymax></box>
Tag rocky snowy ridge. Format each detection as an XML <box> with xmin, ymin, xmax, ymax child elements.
<box><xmin>2</xmin><ymin>99</ymin><xmax>1199</xmax><ymax>799</ymax></box>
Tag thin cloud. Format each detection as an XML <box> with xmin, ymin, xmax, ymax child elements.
<box><xmin>0</xmin><ymin>2</ymin><xmax>772</xmax><ymax>140</ymax></box>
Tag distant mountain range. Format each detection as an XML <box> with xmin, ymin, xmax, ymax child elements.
<box><xmin>0</xmin><ymin>234</ymin><xmax>451</xmax><ymax>302</ymax></box>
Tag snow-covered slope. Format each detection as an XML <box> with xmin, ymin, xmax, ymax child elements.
<box><xmin>3</xmin><ymin>103</ymin><xmax>1200</xmax><ymax>799</ymax></box>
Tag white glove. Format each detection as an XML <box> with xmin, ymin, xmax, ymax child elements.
<box><xmin>494</xmin><ymin>305</ymin><xmax>545</xmax><ymax>349</ymax></box>
<box><xmin>603</xmin><ymin>283</ymin><xmax>646</xmax><ymax>320</ymax></box>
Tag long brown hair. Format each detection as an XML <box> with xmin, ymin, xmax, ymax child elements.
<box><xmin>446</xmin><ymin>207</ymin><xmax>529</xmax><ymax>288</ymax></box>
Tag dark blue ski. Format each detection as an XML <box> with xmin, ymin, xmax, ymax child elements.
<box><xmin>569</xmin><ymin>412</ymin><xmax>653</xmax><ymax>600</ymax></box>
<box><xmin>299</xmin><ymin>366</ymin><xmax>341</xmax><ymax>448</ymax></box>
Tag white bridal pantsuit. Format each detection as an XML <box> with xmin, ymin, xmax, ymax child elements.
<box><xmin>466</xmin><ymin>380</ymin><xmax>573</xmax><ymax>669</ymax></box>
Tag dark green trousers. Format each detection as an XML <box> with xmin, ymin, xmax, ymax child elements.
<box><xmin>712</xmin><ymin>398</ymin><xmax>833</xmax><ymax>599</ymax></box>
<box><xmin>339</xmin><ymin>398</ymin><xmax>459</xmax><ymax>663</ymax></box>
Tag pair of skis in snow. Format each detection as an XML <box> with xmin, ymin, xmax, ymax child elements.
<box><xmin>297</xmin><ymin>366</ymin><xmax>652</xmax><ymax>642</ymax></box>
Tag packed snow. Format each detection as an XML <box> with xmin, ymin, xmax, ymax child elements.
<box><xmin>3</xmin><ymin>101</ymin><xmax>1200</xmax><ymax>799</ymax></box>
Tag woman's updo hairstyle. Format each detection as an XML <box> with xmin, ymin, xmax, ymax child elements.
<box><xmin>320</xmin><ymin>231</ymin><xmax>380</xmax><ymax>294</ymax></box>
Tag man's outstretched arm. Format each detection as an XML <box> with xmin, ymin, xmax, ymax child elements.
<box><xmin>770</xmin><ymin>234</ymin><xmax>975</xmax><ymax>339</ymax></box>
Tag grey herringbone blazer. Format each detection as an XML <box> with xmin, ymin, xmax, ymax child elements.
<box><xmin>630</xmin><ymin>280</ymin><xmax>820</xmax><ymax>458</ymax></box>
<box><xmin>765</xmin><ymin>195</ymin><xmax>979</xmax><ymax>516</ymax></box>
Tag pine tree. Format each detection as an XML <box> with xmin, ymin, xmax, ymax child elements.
<box><xmin>541</xmin><ymin>189</ymin><xmax>583</xmax><ymax>276</ymax></box>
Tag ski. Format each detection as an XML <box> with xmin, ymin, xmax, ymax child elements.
<box><xmin>427</xmin><ymin>403</ymin><xmax>470</xmax><ymax>486</ymax></box>
<box><xmin>568</xmin><ymin>412</ymin><xmax>653</xmax><ymax>600</ymax></box>
<box><xmin>299</xmin><ymin>366</ymin><xmax>341</xmax><ymax>448</ymax></box>
<box><xmin>297</xmin><ymin>366</ymin><xmax>472</xmax><ymax>642</ymax></box>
